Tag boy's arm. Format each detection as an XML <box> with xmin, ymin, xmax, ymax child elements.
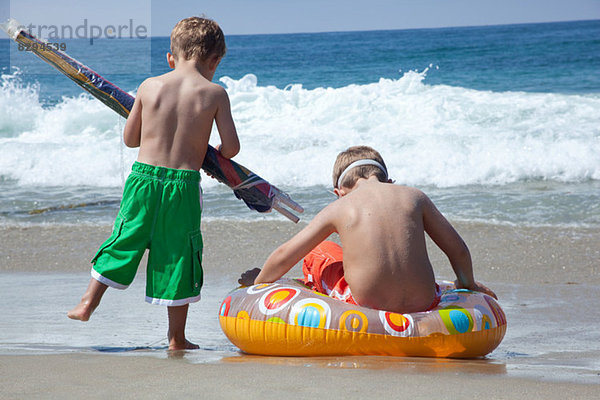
<box><xmin>123</xmin><ymin>84</ymin><xmax>143</xmax><ymax>148</ymax></box>
<box><xmin>213</xmin><ymin>87</ymin><xmax>240</xmax><ymax>159</ymax></box>
<box><xmin>421</xmin><ymin>193</ymin><xmax>497</xmax><ymax>299</ymax></box>
<box><xmin>250</xmin><ymin>205</ymin><xmax>337</xmax><ymax>285</ymax></box>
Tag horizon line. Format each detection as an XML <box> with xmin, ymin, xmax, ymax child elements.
<box><xmin>0</xmin><ymin>18</ymin><xmax>597</xmax><ymax>40</ymax></box>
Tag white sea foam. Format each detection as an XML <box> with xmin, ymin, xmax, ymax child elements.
<box><xmin>218</xmin><ymin>70</ymin><xmax>600</xmax><ymax>189</ymax></box>
<box><xmin>0</xmin><ymin>70</ymin><xmax>137</xmax><ymax>187</ymax></box>
<box><xmin>0</xmin><ymin>69</ymin><xmax>43</xmax><ymax>137</ymax></box>
<box><xmin>1</xmin><ymin>69</ymin><xmax>599</xmax><ymax>190</ymax></box>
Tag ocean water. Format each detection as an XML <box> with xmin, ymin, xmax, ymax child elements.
<box><xmin>0</xmin><ymin>20</ymin><xmax>599</xmax><ymax>227</ymax></box>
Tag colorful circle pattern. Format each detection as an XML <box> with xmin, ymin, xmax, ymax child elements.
<box><xmin>290</xmin><ymin>298</ymin><xmax>331</xmax><ymax>329</ymax></box>
<box><xmin>247</xmin><ymin>283</ymin><xmax>276</xmax><ymax>294</ymax></box>
<box><xmin>474</xmin><ymin>305</ymin><xmax>496</xmax><ymax>330</ymax></box>
<box><xmin>219</xmin><ymin>296</ymin><xmax>231</xmax><ymax>317</ymax></box>
<box><xmin>258</xmin><ymin>287</ymin><xmax>301</xmax><ymax>315</ymax></box>
<box><xmin>339</xmin><ymin>310</ymin><xmax>368</xmax><ymax>333</ymax></box>
<box><xmin>379</xmin><ymin>311</ymin><xmax>414</xmax><ymax>337</ymax></box>
<box><xmin>439</xmin><ymin>306</ymin><xmax>474</xmax><ymax>334</ymax></box>
<box><xmin>485</xmin><ymin>296</ymin><xmax>507</xmax><ymax>326</ymax></box>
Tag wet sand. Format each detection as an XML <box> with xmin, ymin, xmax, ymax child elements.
<box><xmin>2</xmin><ymin>220</ymin><xmax>598</xmax><ymax>284</ymax></box>
<box><xmin>1</xmin><ymin>220</ymin><xmax>599</xmax><ymax>398</ymax></box>
<box><xmin>1</xmin><ymin>353</ymin><xmax>599</xmax><ymax>400</ymax></box>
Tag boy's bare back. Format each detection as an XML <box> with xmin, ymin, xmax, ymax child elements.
<box><xmin>123</xmin><ymin>62</ymin><xmax>239</xmax><ymax>170</ymax></box>
<box><xmin>322</xmin><ymin>178</ymin><xmax>462</xmax><ymax>313</ymax></box>
<box><xmin>244</xmin><ymin>147</ymin><xmax>494</xmax><ymax>314</ymax></box>
<box><xmin>251</xmin><ymin>177</ymin><xmax>475</xmax><ymax>313</ymax></box>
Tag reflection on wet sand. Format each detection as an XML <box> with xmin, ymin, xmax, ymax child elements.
<box><xmin>221</xmin><ymin>353</ymin><xmax>508</xmax><ymax>375</ymax></box>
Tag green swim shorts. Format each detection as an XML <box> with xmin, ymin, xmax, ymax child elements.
<box><xmin>91</xmin><ymin>162</ymin><xmax>203</xmax><ymax>306</ymax></box>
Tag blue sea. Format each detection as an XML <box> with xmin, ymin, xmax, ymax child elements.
<box><xmin>1</xmin><ymin>20</ymin><xmax>599</xmax><ymax>227</ymax></box>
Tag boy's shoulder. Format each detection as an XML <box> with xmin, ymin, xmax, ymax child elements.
<box><xmin>136</xmin><ymin>74</ymin><xmax>167</xmax><ymax>94</ymax></box>
<box><xmin>175</xmin><ymin>71</ymin><xmax>227</xmax><ymax>97</ymax></box>
<box><xmin>388</xmin><ymin>184</ymin><xmax>429</xmax><ymax>205</ymax></box>
<box><xmin>358</xmin><ymin>182</ymin><xmax>430</xmax><ymax>208</ymax></box>
<box><xmin>361</xmin><ymin>181</ymin><xmax>425</xmax><ymax>197</ymax></box>
<box><xmin>390</xmin><ymin>183</ymin><xmax>424</xmax><ymax>196</ymax></box>
<box><xmin>143</xmin><ymin>70</ymin><xmax>174</xmax><ymax>83</ymax></box>
<box><xmin>138</xmin><ymin>71</ymin><xmax>226</xmax><ymax>97</ymax></box>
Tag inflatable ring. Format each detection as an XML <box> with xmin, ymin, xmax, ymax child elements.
<box><xmin>219</xmin><ymin>279</ymin><xmax>506</xmax><ymax>358</ymax></box>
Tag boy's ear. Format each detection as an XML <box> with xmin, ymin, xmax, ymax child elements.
<box><xmin>167</xmin><ymin>52</ymin><xmax>176</xmax><ymax>69</ymax></box>
<box><xmin>333</xmin><ymin>187</ymin><xmax>347</xmax><ymax>198</ymax></box>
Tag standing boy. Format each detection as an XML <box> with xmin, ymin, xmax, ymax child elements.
<box><xmin>68</xmin><ymin>17</ymin><xmax>240</xmax><ymax>350</ymax></box>
<box><xmin>240</xmin><ymin>146</ymin><xmax>495</xmax><ymax>313</ymax></box>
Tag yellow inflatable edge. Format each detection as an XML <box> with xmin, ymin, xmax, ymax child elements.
<box><xmin>220</xmin><ymin>315</ymin><xmax>507</xmax><ymax>358</ymax></box>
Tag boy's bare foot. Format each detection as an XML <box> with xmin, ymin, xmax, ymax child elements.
<box><xmin>67</xmin><ymin>278</ymin><xmax>108</xmax><ymax>321</ymax></box>
<box><xmin>167</xmin><ymin>304</ymin><xmax>197</xmax><ymax>350</ymax></box>
<box><xmin>168</xmin><ymin>338</ymin><xmax>200</xmax><ymax>351</ymax></box>
<box><xmin>67</xmin><ymin>302</ymin><xmax>95</xmax><ymax>321</ymax></box>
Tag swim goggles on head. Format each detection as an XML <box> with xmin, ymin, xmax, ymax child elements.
<box><xmin>336</xmin><ymin>159</ymin><xmax>388</xmax><ymax>189</ymax></box>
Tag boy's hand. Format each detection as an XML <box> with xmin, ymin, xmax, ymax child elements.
<box><xmin>204</xmin><ymin>145</ymin><xmax>222</xmax><ymax>180</ymax></box>
<box><xmin>238</xmin><ymin>268</ymin><xmax>261</xmax><ymax>287</ymax></box>
<box><xmin>455</xmin><ymin>280</ymin><xmax>498</xmax><ymax>300</ymax></box>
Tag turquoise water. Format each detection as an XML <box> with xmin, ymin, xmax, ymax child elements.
<box><xmin>1</xmin><ymin>20</ymin><xmax>599</xmax><ymax>226</ymax></box>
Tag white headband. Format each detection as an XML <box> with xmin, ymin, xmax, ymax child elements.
<box><xmin>336</xmin><ymin>159</ymin><xmax>388</xmax><ymax>189</ymax></box>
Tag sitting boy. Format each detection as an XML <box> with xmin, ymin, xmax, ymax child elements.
<box><xmin>239</xmin><ymin>146</ymin><xmax>495</xmax><ymax>313</ymax></box>
<box><xmin>68</xmin><ymin>17</ymin><xmax>240</xmax><ymax>350</ymax></box>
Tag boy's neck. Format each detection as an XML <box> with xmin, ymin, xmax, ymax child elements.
<box><xmin>174</xmin><ymin>58</ymin><xmax>216</xmax><ymax>81</ymax></box>
<box><xmin>339</xmin><ymin>175</ymin><xmax>382</xmax><ymax>196</ymax></box>
<box><xmin>353</xmin><ymin>175</ymin><xmax>381</xmax><ymax>188</ymax></box>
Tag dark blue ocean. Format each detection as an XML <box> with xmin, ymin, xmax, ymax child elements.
<box><xmin>1</xmin><ymin>20</ymin><xmax>599</xmax><ymax>226</ymax></box>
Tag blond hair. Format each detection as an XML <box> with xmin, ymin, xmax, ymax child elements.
<box><xmin>170</xmin><ymin>17</ymin><xmax>226</xmax><ymax>61</ymax></box>
<box><xmin>332</xmin><ymin>146</ymin><xmax>388</xmax><ymax>189</ymax></box>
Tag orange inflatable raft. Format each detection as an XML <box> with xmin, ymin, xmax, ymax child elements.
<box><xmin>219</xmin><ymin>279</ymin><xmax>507</xmax><ymax>358</ymax></box>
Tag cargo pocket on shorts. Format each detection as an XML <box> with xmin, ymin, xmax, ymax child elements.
<box><xmin>91</xmin><ymin>214</ymin><xmax>126</xmax><ymax>264</ymax></box>
<box><xmin>190</xmin><ymin>231</ymin><xmax>204</xmax><ymax>294</ymax></box>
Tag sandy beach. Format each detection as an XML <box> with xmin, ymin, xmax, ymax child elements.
<box><xmin>1</xmin><ymin>220</ymin><xmax>599</xmax><ymax>398</ymax></box>
<box><xmin>1</xmin><ymin>353</ymin><xmax>599</xmax><ymax>400</ymax></box>
<box><xmin>2</xmin><ymin>220</ymin><xmax>598</xmax><ymax>283</ymax></box>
